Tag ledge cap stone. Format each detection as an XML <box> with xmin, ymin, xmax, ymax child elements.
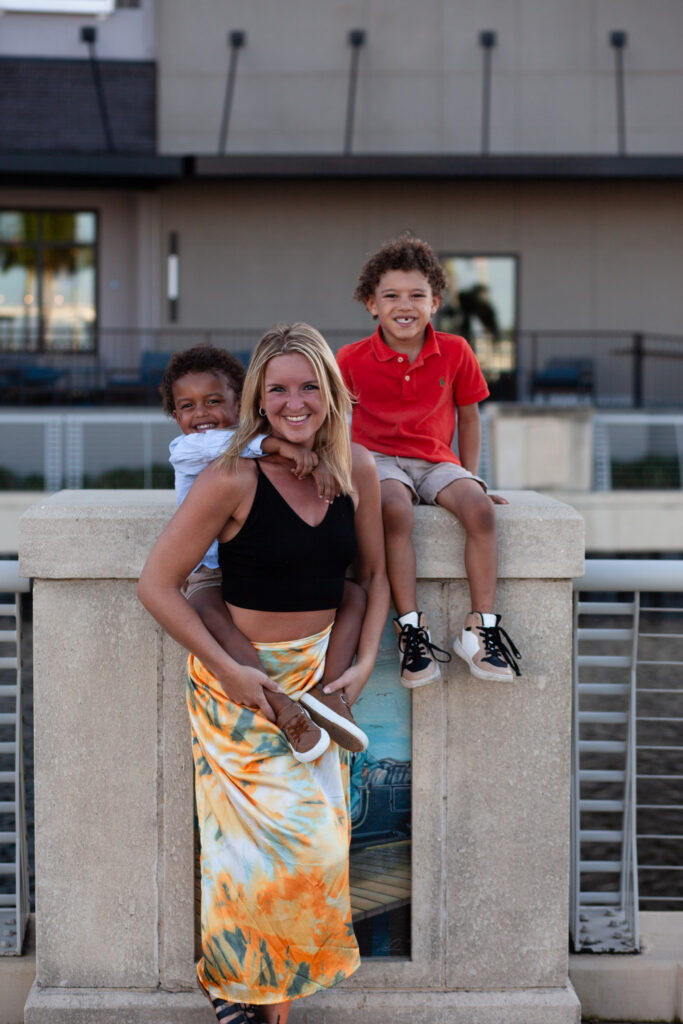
<box><xmin>19</xmin><ymin>488</ymin><xmax>584</xmax><ymax>581</ymax></box>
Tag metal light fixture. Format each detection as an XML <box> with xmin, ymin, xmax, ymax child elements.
<box><xmin>167</xmin><ymin>232</ymin><xmax>179</xmax><ymax>323</ymax></box>
<box><xmin>609</xmin><ymin>30</ymin><xmax>628</xmax><ymax>156</ymax></box>
<box><xmin>344</xmin><ymin>29</ymin><xmax>366</xmax><ymax>155</ymax></box>
<box><xmin>79</xmin><ymin>23</ymin><xmax>115</xmax><ymax>151</ymax></box>
<box><xmin>479</xmin><ymin>30</ymin><xmax>497</xmax><ymax>156</ymax></box>
<box><xmin>218</xmin><ymin>29</ymin><xmax>247</xmax><ymax>154</ymax></box>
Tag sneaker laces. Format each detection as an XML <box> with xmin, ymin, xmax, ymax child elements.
<box><xmin>280</xmin><ymin>705</ymin><xmax>316</xmax><ymax>745</ymax></box>
<box><xmin>397</xmin><ymin>622</ymin><xmax>451</xmax><ymax>671</ymax></box>
<box><xmin>478</xmin><ymin>622</ymin><xmax>522</xmax><ymax>676</ymax></box>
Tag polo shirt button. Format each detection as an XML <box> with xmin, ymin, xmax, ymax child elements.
<box><xmin>405</xmin><ymin>374</ymin><xmax>410</xmax><ymax>381</ymax></box>
<box><xmin>397</xmin><ymin>357</ymin><xmax>404</xmax><ymax>363</ymax></box>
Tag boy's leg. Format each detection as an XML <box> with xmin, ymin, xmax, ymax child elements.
<box><xmin>188</xmin><ymin>585</ymin><xmax>330</xmax><ymax>761</ymax></box>
<box><xmin>380</xmin><ymin>479</ymin><xmax>418</xmax><ymax>615</ymax></box>
<box><xmin>299</xmin><ymin>580</ymin><xmax>370</xmax><ymax>753</ymax></box>
<box><xmin>381</xmin><ymin>479</ymin><xmax>449</xmax><ymax>688</ymax></box>
<box><xmin>435</xmin><ymin>479</ymin><xmax>521</xmax><ymax>681</ymax></box>
<box><xmin>320</xmin><ymin>580</ymin><xmax>366</xmax><ymax>686</ymax></box>
<box><xmin>434</xmin><ymin>478</ymin><xmax>497</xmax><ymax>612</ymax></box>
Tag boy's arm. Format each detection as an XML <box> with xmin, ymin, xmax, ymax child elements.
<box><xmin>456</xmin><ymin>403</ymin><xmax>482</xmax><ymax>476</ymax></box>
<box><xmin>260</xmin><ymin>436</ymin><xmax>318</xmax><ymax>478</ymax></box>
<box><xmin>457</xmin><ymin>402</ymin><xmax>508</xmax><ymax>505</ymax></box>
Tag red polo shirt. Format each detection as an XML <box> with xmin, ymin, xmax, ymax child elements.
<box><xmin>337</xmin><ymin>324</ymin><xmax>489</xmax><ymax>465</ymax></box>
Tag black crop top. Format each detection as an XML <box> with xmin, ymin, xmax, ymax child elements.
<box><xmin>218</xmin><ymin>461</ymin><xmax>357</xmax><ymax>612</ymax></box>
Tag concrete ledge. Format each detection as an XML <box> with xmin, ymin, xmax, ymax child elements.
<box><xmin>0</xmin><ymin>915</ymin><xmax>35</xmax><ymax>1024</ymax></box>
<box><xmin>18</xmin><ymin>489</ymin><xmax>585</xmax><ymax>580</ymax></box>
<box><xmin>551</xmin><ymin>490</ymin><xmax>683</xmax><ymax>552</ymax></box>
<box><xmin>569</xmin><ymin>912</ymin><xmax>683</xmax><ymax>1022</ymax></box>
<box><xmin>23</xmin><ymin>982</ymin><xmax>580</xmax><ymax>1024</ymax></box>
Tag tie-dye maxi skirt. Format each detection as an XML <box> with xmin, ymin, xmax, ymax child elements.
<box><xmin>186</xmin><ymin>625</ymin><xmax>360</xmax><ymax>1007</ymax></box>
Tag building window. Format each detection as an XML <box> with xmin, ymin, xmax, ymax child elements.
<box><xmin>0</xmin><ymin>210</ymin><xmax>97</xmax><ymax>353</ymax></box>
<box><xmin>438</xmin><ymin>254</ymin><xmax>518</xmax><ymax>400</ymax></box>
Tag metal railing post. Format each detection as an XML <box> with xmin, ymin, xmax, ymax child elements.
<box><xmin>0</xmin><ymin>561</ymin><xmax>31</xmax><ymax>956</ymax></box>
<box><xmin>631</xmin><ymin>332</ymin><xmax>644</xmax><ymax>408</ymax></box>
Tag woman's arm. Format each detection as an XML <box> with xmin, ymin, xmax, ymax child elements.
<box><xmin>137</xmin><ymin>461</ymin><xmax>281</xmax><ymax>719</ymax></box>
<box><xmin>323</xmin><ymin>444</ymin><xmax>390</xmax><ymax>704</ymax></box>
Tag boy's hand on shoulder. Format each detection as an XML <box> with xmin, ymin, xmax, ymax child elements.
<box><xmin>312</xmin><ymin>462</ymin><xmax>340</xmax><ymax>503</ymax></box>
<box><xmin>489</xmin><ymin>492</ymin><xmax>508</xmax><ymax>505</ymax></box>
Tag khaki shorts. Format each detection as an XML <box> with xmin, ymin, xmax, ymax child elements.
<box><xmin>371</xmin><ymin>452</ymin><xmax>487</xmax><ymax>505</ymax></box>
<box><xmin>182</xmin><ymin>565</ymin><xmax>222</xmax><ymax>600</ymax></box>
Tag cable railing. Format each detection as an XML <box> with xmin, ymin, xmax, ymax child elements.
<box><xmin>2</xmin><ymin>409</ymin><xmax>683</xmax><ymax>493</ymax></box>
<box><xmin>0</xmin><ymin>560</ymin><xmax>30</xmax><ymax>956</ymax></box>
<box><xmin>1</xmin><ymin>327</ymin><xmax>683</xmax><ymax>408</ymax></box>
<box><xmin>571</xmin><ymin>559</ymin><xmax>683</xmax><ymax>953</ymax></box>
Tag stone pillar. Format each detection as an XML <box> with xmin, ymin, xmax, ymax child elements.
<box><xmin>20</xmin><ymin>489</ymin><xmax>583</xmax><ymax>1024</ymax></box>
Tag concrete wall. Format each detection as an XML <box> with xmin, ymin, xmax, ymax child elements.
<box><xmin>157</xmin><ymin>179</ymin><xmax>683</xmax><ymax>339</ymax></box>
<box><xmin>157</xmin><ymin>0</ymin><xmax>683</xmax><ymax>155</ymax></box>
<box><xmin>19</xmin><ymin>489</ymin><xmax>584</xmax><ymax>1023</ymax></box>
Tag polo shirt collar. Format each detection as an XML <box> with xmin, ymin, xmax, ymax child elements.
<box><xmin>370</xmin><ymin>322</ymin><xmax>441</xmax><ymax>363</ymax></box>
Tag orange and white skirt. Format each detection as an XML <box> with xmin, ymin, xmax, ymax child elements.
<box><xmin>186</xmin><ymin>625</ymin><xmax>360</xmax><ymax>1006</ymax></box>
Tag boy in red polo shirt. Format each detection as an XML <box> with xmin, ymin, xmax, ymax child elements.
<box><xmin>338</xmin><ymin>235</ymin><xmax>521</xmax><ymax>687</ymax></box>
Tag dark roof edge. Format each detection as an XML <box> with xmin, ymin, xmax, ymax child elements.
<box><xmin>0</xmin><ymin>152</ymin><xmax>185</xmax><ymax>185</ymax></box>
<box><xmin>192</xmin><ymin>153</ymin><xmax>683</xmax><ymax>181</ymax></box>
<box><xmin>3</xmin><ymin>152</ymin><xmax>683</xmax><ymax>186</ymax></box>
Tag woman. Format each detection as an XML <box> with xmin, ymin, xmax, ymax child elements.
<box><xmin>138</xmin><ymin>323</ymin><xmax>389</xmax><ymax>1024</ymax></box>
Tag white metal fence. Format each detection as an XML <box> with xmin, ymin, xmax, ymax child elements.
<box><xmin>571</xmin><ymin>559</ymin><xmax>683</xmax><ymax>953</ymax></box>
<box><xmin>0</xmin><ymin>561</ymin><xmax>30</xmax><ymax>956</ymax></box>
<box><xmin>2</xmin><ymin>410</ymin><xmax>683</xmax><ymax>493</ymax></box>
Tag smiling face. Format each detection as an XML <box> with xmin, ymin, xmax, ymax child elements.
<box><xmin>260</xmin><ymin>352</ymin><xmax>326</xmax><ymax>449</ymax></box>
<box><xmin>171</xmin><ymin>370</ymin><xmax>240</xmax><ymax>433</ymax></box>
<box><xmin>366</xmin><ymin>268</ymin><xmax>440</xmax><ymax>353</ymax></box>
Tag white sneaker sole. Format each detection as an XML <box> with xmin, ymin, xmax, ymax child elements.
<box><xmin>453</xmin><ymin>639</ymin><xmax>515</xmax><ymax>683</ymax></box>
<box><xmin>299</xmin><ymin>692</ymin><xmax>369</xmax><ymax>752</ymax></box>
<box><xmin>289</xmin><ymin>725</ymin><xmax>331</xmax><ymax>763</ymax></box>
<box><xmin>400</xmin><ymin>662</ymin><xmax>441</xmax><ymax>688</ymax></box>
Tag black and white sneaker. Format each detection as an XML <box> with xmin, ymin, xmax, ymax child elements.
<box><xmin>393</xmin><ymin>612</ymin><xmax>451</xmax><ymax>688</ymax></box>
<box><xmin>453</xmin><ymin>611</ymin><xmax>522</xmax><ymax>682</ymax></box>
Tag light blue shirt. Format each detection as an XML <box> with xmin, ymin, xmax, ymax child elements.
<box><xmin>169</xmin><ymin>429</ymin><xmax>266</xmax><ymax>570</ymax></box>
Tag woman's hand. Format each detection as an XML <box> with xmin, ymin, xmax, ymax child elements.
<box><xmin>218</xmin><ymin>664</ymin><xmax>283</xmax><ymax>723</ymax></box>
<box><xmin>321</xmin><ymin>665</ymin><xmax>367</xmax><ymax>707</ymax></box>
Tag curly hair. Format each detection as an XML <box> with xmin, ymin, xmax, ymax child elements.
<box><xmin>159</xmin><ymin>345</ymin><xmax>247</xmax><ymax>416</ymax></box>
<box><xmin>353</xmin><ymin>233</ymin><xmax>447</xmax><ymax>304</ymax></box>
<box><xmin>221</xmin><ymin>323</ymin><xmax>354</xmax><ymax>496</ymax></box>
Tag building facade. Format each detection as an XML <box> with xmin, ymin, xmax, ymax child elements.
<box><xmin>1</xmin><ymin>0</ymin><xmax>683</xmax><ymax>406</ymax></box>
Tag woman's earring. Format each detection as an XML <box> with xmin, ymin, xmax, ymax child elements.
<box><xmin>258</xmin><ymin>406</ymin><xmax>266</xmax><ymax>417</ymax></box>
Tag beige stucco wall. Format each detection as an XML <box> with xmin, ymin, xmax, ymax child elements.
<box><xmin>19</xmin><ymin>489</ymin><xmax>583</xmax><ymax>1023</ymax></box>
<box><xmin>157</xmin><ymin>0</ymin><xmax>683</xmax><ymax>155</ymax></box>
<box><xmin>156</xmin><ymin>179</ymin><xmax>683</xmax><ymax>342</ymax></box>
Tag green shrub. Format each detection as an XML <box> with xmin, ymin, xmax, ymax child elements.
<box><xmin>611</xmin><ymin>455</ymin><xmax>680</xmax><ymax>489</ymax></box>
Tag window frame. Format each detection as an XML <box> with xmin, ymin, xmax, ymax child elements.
<box><xmin>0</xmin><ymin>207</ymin><xmax>99</xmax><ymax>355</ymax></box>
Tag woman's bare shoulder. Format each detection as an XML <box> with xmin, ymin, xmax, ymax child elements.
<box><xmin>186</xmin><ymin>455</ymin><xmax>257</xmax><ymax>503</ymax></box>
<box><xmin>350</xmin><ymin>442</ymin><xmax>378</xmax><ymax>476</ymax></box>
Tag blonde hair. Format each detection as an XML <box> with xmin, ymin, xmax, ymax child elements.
<box><xmin>221</xmin><ymin>323</ymin><xmax>354</xmax><ymax>495</ymax></box>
